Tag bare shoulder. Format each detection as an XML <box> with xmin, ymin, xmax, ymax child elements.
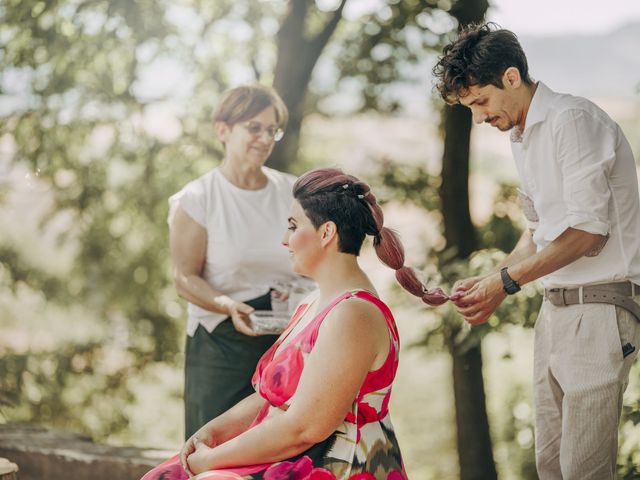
<box><xmin>322</xmin><ymin>295</ymin><xmax>389</xmax><ymax>341</ymax></box>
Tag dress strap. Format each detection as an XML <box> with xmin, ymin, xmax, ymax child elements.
<box><xmin>306</xmin><ymin>289</ymin><xmax>399</xmax><ymax>348</ymax></box>
<box><xmin>307</xmin><ymin>290</ymin><xmax>360</xmax><ymax>328</ymax></box>
<box><xmin>347</xmin><ymin>290</ymin><xmax>401</xmax><ymax>397</ymax></box>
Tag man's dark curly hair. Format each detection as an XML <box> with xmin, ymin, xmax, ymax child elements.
<box><xmin>433</xmin><ymin>23</ymin><xmax>533</xmax><ymax>103</ymax></box>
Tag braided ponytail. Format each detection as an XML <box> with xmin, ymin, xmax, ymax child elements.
<box><xmin>293</xmin><ymin>168</ymin><xmax>449</xmax><ymax>306</ymax></box>
<box><xmin>367</xmin><ymin>204</ymin><xmax>449</xmax><ymax>307</ymax></box>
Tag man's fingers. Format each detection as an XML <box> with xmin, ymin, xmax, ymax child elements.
<box><xmin>464</xmin><ymin>305</ymin><xmax>494</xmax><ymax>324</ymax></box>
<box><xmin>452</xmin><ymin>294</ymin><xmax>472</xmax><ymax>307</ymax></box>
<box><xmin>453</xmin><ymin>289</ymin><xmax>481</xmax><ymax>309</ymax></box>
<box><xmin>458</xmin><ymin>303</ymin><xmax>483</xmax><ymax>316</ymax></box>
<box><xmin>465</xmin><ymin>312</ymin><xmax>488</xmax><ymax>325</ymax></box>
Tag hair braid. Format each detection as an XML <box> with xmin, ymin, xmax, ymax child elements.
<box><xmin>362</xmin><ymin>187</ymin><xmax>449</xmax><ymax>306</ymax></box>
<box><xmin>293</xmin><ymin>168</ymin><xmax>449</xmax><ymax>306</ymax></box>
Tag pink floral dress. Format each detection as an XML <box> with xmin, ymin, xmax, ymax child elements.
<box><xmin>142</xmin><ymin>290</ymin><xmax>407</xmax><ymax>480</ymax></box>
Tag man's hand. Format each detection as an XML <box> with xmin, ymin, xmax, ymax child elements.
<box><xmin>451</xmin><ymin>275</ymin><xmax>484</xmax><ymax>298</ymax></box>
<box><xmin>453</xmin><ymin>272</ymin><xmax>507</xmax><ymax>325</ymax></box>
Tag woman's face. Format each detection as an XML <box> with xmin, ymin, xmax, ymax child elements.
<box><xmin>282</xmin><ymin>201</ymin><xmax>324</xmax><ymax>276</ymax></box>
<box><xmin>222</xmin><ymin>106</ymin><xmax>280</xmax><ymax>167</ymax></box>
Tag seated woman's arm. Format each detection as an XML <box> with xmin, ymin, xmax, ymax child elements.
<box><xmin>195</xmin><ymin>392</ymin><xmax>267</xmax><ymax>444</ymax></box>
<box><xmin>180</xmin><ymin>392</ymin><xmax>266</xmax><ymax>474</ymax></box>
<box><xmin>170</xmin><ymin>206</ymin><xmax>255</xmax><ymax>336</ymax></box>
<box><xmin>187</xmin><ymin>298</ymin><xmax>390</xmax><ymax>473</ymax></box>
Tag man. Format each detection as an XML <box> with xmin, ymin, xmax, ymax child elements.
<box><xmin>433</xmin><ymin>23</ymin><xmax>640</xmax><ymax>479</ymax></box>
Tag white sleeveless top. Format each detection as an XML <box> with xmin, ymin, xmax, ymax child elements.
<box><xmin>168</xmin><ymin>167</ymin><xmax>298</xmax><ymax>335</ymax></box>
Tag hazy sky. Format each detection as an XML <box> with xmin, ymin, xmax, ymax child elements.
<box><xmin>487</xmin><ymin>0</ymin><xmax>640</xmax><ymax>35</ymax></box>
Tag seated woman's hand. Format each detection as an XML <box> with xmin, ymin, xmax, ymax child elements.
<box><xmin>186</xmin><ymin>438</ymin><xmax>215</xmax><ymax>475</ymax></box>
<box><xmin>180</xmin><ymin>435</ymin><xmax>197</xmax><ymax>476</ymax></box>
<box><xmin>180</xmin><ymin>430</ymin><xmax>217</xmax><ymax>476</ymax></box>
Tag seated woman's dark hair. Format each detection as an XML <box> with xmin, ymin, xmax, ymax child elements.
<box><xmin>433</xmin><ymin>22</ymin><xmax>533</xmax><ymax>102</ymax></box>
<box><xmin>293</xmin><ymin>168</ymin><xmax>447</xmax><ymax>305</ymax></box>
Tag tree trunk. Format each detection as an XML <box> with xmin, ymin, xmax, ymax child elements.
<box><xmin>450</xmin><ymin>345</ymin><xmax>497</xmax><ymax>480</ymax></box>
<box><xmin>440</xmin><ymin>0</ymin><xmax>494</xmax><ymax>477</ymax></box>
<box><xmin>270</xmin><ymin>0</ymin><xmax>345</xmax><ymax>172</ymax></box>
<box><xmin>450</xmin><ymin>339</ymin><xmax>497</xmax><ymax>480</ymax></box>
<box><xmin>441</xmin><ymin>103</ymin><xmax>497</xmax><ymax>480</ymax></box>
<box><xmin>441</xmin><ymin>104</ymin><xmax>476</xmax><ymax>259</ymax></box>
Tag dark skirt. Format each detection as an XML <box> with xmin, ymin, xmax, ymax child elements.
<box><xmin>184</xmin><ymin>292</ymin><xmax>279</xmax><ymax>438</ymax></box>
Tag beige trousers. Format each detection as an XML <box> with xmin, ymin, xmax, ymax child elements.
<box><xmin>534</xmin><ymin>300</ymin><xmax>640</xmax><ymax>479</ymax></box>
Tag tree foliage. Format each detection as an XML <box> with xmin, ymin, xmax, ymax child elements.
<box><xmin>0</xmin><ymin>0</ymin><xmax>459</xmax><ymax>442</ymax></box>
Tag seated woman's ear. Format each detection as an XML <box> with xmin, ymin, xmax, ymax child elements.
<box><xmin>320</xmin><ymin>221</ymin><xmax>337</xmax><ymax>246</ymax></box>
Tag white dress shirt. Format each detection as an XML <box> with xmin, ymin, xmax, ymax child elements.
<box><xmin>168</xmin><ymin>167</ymin><xmax>299</xmax><ymax>335</ymax></box>
<box><xmin>511</xmin><ymin>82</ymin><xmax>640</xmax><ymax>288</ymax></box>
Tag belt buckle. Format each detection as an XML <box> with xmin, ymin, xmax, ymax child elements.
<box><xmin>548</xmin><ymin>287</ymin><xmax>567</xmax><ymax>306</ymax></box>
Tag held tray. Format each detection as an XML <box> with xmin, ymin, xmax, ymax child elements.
<box><xmin>249</xmin><ymin>310</ymin><xmax>290</xmax><ymax>335</ymax></box>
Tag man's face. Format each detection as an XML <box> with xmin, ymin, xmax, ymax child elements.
<box><xmin>458</xmin><ymin>80</ymin><xmax>523</xmax><ymax>132</ymax></box>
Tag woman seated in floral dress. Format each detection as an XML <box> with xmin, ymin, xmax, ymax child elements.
<box><xmin>142</xmin><ymin>168</ymin><xmax>445</xmax><ymax>480</ymax></box>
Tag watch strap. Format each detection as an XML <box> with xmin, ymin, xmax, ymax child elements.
<box><xmin>500</xmin><ymin>267</ymin><xmax>521</xmax><ymax>295</ymax></box>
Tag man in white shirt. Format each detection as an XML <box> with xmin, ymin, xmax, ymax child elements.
<box><xmin>433</xmin><ymin>23</ymin><xmax>640</xmax><ymax>479</ymax></box>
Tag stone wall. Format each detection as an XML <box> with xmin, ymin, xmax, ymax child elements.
<box><xmin>0</xmin><ymin>424</ymin><xmax>172</xmax><ymax>480</ymax></box>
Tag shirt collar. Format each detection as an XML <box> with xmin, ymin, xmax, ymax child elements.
<box><xmin>511</xmin><ymin>81</ymin><xmax>553</xmax><ymax>144</ymax></box>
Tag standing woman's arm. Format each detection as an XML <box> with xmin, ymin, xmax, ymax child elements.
<box><xmin>170</xmin><ymin>205</ymin><xmax>256</xmax><ymax>336</ymax></box>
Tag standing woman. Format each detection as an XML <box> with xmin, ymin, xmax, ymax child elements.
<box><xmin>169</xmin><ymin>85</ymin><xmax>298</xmax><ymax>439</ymax></box>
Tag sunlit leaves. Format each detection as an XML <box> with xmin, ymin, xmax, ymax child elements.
<box><xmin>329</xmin><ymin>1</ymin><xmax>453</xmax><ymax>113</ymax></box>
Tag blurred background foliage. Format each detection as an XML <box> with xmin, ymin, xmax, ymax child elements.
<box><xmin>1</xmin><ymin>0</ymin><xmax>640</xmax><ymax>478</ymax></box>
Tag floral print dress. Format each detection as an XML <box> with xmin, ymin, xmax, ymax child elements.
<box><xmin>142</xmin><ymin>290</ymin><xmax>407</xmax><ymax>480</ymax></box>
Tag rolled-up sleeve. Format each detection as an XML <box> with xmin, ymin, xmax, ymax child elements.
<box><xmin>554</xmin><ymin>109</ymin><xmax>615</xmax><ymax>236</ymax></box>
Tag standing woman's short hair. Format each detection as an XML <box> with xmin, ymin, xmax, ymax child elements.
<box><xmin>213</xmin><ymin>85</ymin><xmax>289</xmax><ymax>129</ymax></box>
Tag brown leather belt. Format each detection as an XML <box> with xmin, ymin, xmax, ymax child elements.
<box><xmin>544</xmin><ymin>281</ymin><xmax>640</xmax><ymax>322</ymax></box>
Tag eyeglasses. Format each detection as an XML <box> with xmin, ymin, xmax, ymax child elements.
<box><xmin>242</xmin><ymin>122</ymin><xmax>284</xmax><ymax>142</ymax></box>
